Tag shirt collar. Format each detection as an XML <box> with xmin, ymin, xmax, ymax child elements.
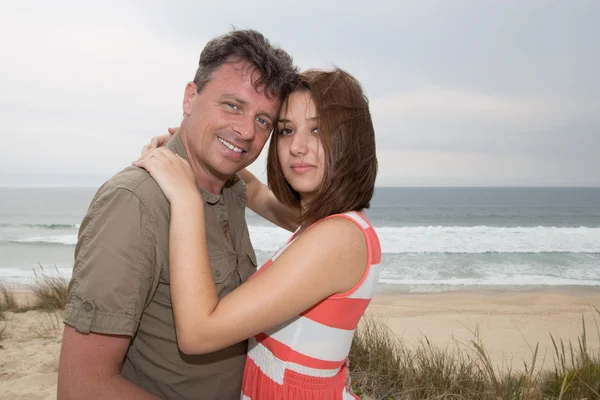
<box><xmin>166</xmin><ymin>132</ymin><xmax>245</xmax><ymax>205</ymax></box>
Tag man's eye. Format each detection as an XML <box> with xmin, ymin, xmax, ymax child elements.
<box><xmin>226</xmin><ymin>103</ymin><xmax>239</xmax><ymax>110</ymax></box>
<box><xmin>256</xmin><ymin>117</ymin><xmax>268</xmax><ymax>126</ymax></box>
<box><xmin>256</xmin><ymin>118</ymin><xmax>273</xmax><ymax>133</ymax></box>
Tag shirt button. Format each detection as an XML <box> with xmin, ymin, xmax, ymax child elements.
<box><xmin>82</xmin><ymin>300</ymin><xmax>94</xmax><ymax>312</ymax></box>
<box><xmin>215</xmin><ymin>270</ymin><xmax>221</xmax><ymax>277</ymax></box>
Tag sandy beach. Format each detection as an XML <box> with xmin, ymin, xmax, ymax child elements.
<box><xmin>0</xmin><ymin>308</ymin><xmax>63</xmax><ymax>400</ymax></box>
<box><xmin>1</xmin><ymin>288</ymin><xmax>599</xmax><ymax>399</ymax></box>
<box><xmin>367</xmin><ymin>287</ymin><xmax>600</xmax><ymax>371</ymax></box>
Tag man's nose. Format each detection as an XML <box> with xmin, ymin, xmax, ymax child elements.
<box><xmin>233</xmin><ymin>116</ymin><xmax>256</xmax><ymax>141</ymax></box>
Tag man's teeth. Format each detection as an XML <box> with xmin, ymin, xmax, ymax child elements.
<box><xmin>218</xmin><ymin>138</ymin><xmax>243</xmax><ymax>153</ymax></box>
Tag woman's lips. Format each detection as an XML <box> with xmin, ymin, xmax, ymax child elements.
<box><xmin>291</xmin><ymin>164</ymin><xmax>314</xmax><ymax>173</ymax></box>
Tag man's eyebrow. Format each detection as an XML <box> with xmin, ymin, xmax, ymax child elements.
<box><xmin>222</xmin><ymin>94</ymin><xmax>275</xmax><ymax>122</ymax></box>
<box><xmin>222</xmin><ymin>94</ymin><xmax>248</xmax><ymax>105</ymax></box>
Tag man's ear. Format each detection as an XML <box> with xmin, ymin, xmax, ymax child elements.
<box><xmin>182</xmin><ymin>82</ymin><xmax>197</xmax><ymax>117</ymax></box>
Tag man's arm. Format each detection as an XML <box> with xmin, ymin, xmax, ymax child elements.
<box><xmin>58</xmin><ymin>182</ymin><xmax>161</xmax><ymax>399</ymax></box>
<box><xmin>58</xmin><ymin>326</ymin><xmax>160</xmax><ymax>399</ymax></box>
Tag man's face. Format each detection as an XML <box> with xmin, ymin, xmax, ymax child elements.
<box><xmin>182</xmin><ymin>61</ymin><xmax>280</xmax><ymax>186</ymax></box>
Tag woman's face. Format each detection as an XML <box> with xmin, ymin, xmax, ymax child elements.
<box><xmin>276</xmin><ymin>90</ymin><xmax>325</xmax><ymax>204</ymax></box>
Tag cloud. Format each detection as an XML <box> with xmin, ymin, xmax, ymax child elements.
<box><xmin>0</xmin><ymin>1</ymin><xmax>598</xmax><ymax>186</ymax></box>
<box><xmin>370</xmin><ymin>87</ymin><xmax>599</xmax><ymax>156</ymax></box>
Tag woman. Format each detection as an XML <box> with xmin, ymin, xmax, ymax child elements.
<box><xmin>134</xmin><ymin>68</ymin><xmax>380</xmax><ymax>399</ymax></box>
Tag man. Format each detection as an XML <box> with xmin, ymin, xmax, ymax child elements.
<box><xmin>57</xmin><ymin>30</ymin><xmax>297</xmax><ymax>399</ymax></box>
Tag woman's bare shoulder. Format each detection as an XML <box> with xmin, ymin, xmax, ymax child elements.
<box><xmin>296</xmin><ymin>214</ymin><xmax>368</xmax><ymax>259</ymax></box>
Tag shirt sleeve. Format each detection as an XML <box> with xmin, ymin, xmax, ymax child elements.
<box><xmin>63</xmin><ymin>185</ymin><xmax>159</xmax><ymax>336</ymax></box>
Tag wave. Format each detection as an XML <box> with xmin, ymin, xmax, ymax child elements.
<box><xmin>2</xmin><ymin>225</ymin><xmax>600</xmax><ymax>253</ymax></box>
<box><xmin>0</xmin><ymin>266</ymin><xmax>73</xmax><ymax>286</ymax></box>
<box><xmin>250</xmin><ymin>225</ymin><xmax>600</xmax><ymax>254</ymax></box>
<box><xmin>1</xmin><ymin>235</ymin><xmax>77</xmax><ymax>246</ymax></box>
<box><xmin>0</xmin><ymin>223</ymin><xmax>80</xmax><ymax>229</ymax></box>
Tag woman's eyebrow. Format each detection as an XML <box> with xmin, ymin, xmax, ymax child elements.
<box><xmin>278</xmin><ymin>117</ymin><xmax>319</xmax><ymax>124</ymax></box>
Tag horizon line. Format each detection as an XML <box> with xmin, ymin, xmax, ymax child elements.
<box><xmin>1</xmin><ymin>184</ymin><xmax>599</xmax><ymax>189</ymax></box>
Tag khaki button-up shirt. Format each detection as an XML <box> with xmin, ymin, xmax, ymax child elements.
<box><xmin>64</xmin><ymin>133</ymin><xmax>257</xmax><ymax>399</ymax></box>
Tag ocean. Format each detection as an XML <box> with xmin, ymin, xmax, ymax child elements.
<box><xmin>1</xmin><ymin>186</ymin><xmax>599</xmax><ymax>292</ymax></box>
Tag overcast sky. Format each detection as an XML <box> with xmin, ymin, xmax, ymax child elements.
<box><xmin>1</xmin><ymin>0</ymin><xmax>598</xmax><ymax>187</ymax></box>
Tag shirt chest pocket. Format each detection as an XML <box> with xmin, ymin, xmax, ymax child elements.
<box><xmin>208</xmin><ymin>249</ymin><xmax>237</xmax><ymax>298</ymax></box>
<box><xmin>210</xmin><ymin>243</ymin><xmax>257</xmax><ymax>298</ymax></box>
<box><xmin>237</xmin><ymin>242</ymin><xmax>258</xmax><ymax>283</ymax></box>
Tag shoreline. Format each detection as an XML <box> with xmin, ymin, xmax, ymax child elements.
<box><xmin>4</xmin><ymin>279</ymin><xmax>599</xmax><ymax>295</ymax></box>
<box><xmin>375</xmin><ymin>283</ymin><xmax>600</xmax><ymax>296</ymax></box>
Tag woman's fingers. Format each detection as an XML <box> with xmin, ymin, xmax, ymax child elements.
<box><xmin>150</xmin><ymin>134</ymin><xmax>167</xmax><ymax>149</ymax></box>
<box><xmin>134</xmin><ymin>148</ymin><xmax>165</xmax><ymax>168</ymax></box>
<box><xmin>131</xmin><ymin>148</ymin><xmax>196</xmax><ymax>202</ymax></box>
<box><xmin>141</xmin><ymin>129</ymin><xmax>177</xmax><ymax>154</ymax></box>
<box><xmin>138</xmin><ymin>126</ymin><xmax>179</xmax><ymax>157</ymax></box>
<box><xmin>135</xmin><ymin>148</ymin><xmax>187</xmax><ymax>172</ymax></box>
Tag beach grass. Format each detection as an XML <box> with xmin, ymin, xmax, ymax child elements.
<box><xmin>349</xmin><ymin>311</ymin><xmax>600</xmax><ymax>400</ymax></box>
<box><xmin>0</xmin><ymin>269</ymin><xmax>68</xmax><ymax>345</ymax></box>
<box><xmin>0</xmin><ymin>283</ymin><xmax>13</xmax><ymax>343</ymax></box>
<box><xmin>0</xmin><ymin>317</ymin><xmax>5</xmax><ymax>344</ymax></box>
<box><xmin>1</xmin><ymin>283</ymin><xmax>18</xmax><ymax>311</ymax></box>
<box><xmin>29</xmin><ymin>311</ymin><xmax>63</xmax><ymax>339</ymax></box>
<box><xmin>0</xmin><ymin>306</ymin><xmax>6</xmax><ymax>342</ymax></box>
<box><xmin>538</xmin><ymin>313</ymin><xmax>600</xmax><ymax>399</ymax></box>
<box><xmin>0</xmin><ymin>266</ymin><xmax>68</xmax><ymax>313</ymax></box>
<box><xmin>29</xmin><ymin>265</ymin><xmax>69</xmax><ymax>311</ymax></box>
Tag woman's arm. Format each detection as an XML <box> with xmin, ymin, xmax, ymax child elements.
<box><xmin>238</xmin><ymin>169</ymin><xmax>299</xmax><ymax>232</ymax></box>
<box><xmin>134</xmin><ymin>148</ymin><xmax>368</xmax><ymax>355</ymax></box>
<box><xmin>170</xmin><ymin>204</ymin><xmax>367</xmax><ymax>354</ymax></box>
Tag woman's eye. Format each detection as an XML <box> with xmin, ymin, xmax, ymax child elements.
<box><xmin>279</xmin><ymin>128</ymin><xmax>293</xmax><ymax>136</ymax></box>
<box><xmin>312</xmin><ymin>127</ymin><xmax>319</xmax><ymax>134</ymax></box>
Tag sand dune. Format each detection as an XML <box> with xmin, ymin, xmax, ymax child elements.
<box><xmin>0</xmin><ymin>310</ymin><xmax>63</xmax><ymax>400</ymax></box>
<box><xmin>1</xmin><ymin>289</ymin><xmax>599</xmax><ymax>399</ymax></box>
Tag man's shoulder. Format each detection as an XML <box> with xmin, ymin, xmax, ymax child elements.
<box><xmin>97</xmin><ymin>166</ymin><xmax>167</xmax><ymax>206</ymax></box>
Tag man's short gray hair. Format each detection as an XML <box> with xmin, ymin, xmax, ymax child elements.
<box><xmin>193</xmin><ymin>29</ymin><xmax>297</xmax><ymax>101</ymax></box>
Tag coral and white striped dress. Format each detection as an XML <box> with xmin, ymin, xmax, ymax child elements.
<box><xmin>241</xmin><ymin>211</ymin><xmax>382</xmax><ymax>400</ymax></box>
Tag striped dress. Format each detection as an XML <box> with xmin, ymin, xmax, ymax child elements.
<box><xmin>241</xmin><ymin>212</ymin><xmax>382</xmax><ymax>400</ymax></box>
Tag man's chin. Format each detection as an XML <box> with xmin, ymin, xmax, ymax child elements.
<box><xmin>213</xmin><ymin>153</ymin><xmax>260</xmax><ymax>177</ymax></box>
<box><xmin>215</xmin><ymin>165</ymin><xmax>248</xmax><ymax>181</ymax></box>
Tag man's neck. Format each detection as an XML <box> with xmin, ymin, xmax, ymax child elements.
<box><xmin>179</xmin><ymin>127</ymin><xmax>228</xmax><ymax>195</ymax></box>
